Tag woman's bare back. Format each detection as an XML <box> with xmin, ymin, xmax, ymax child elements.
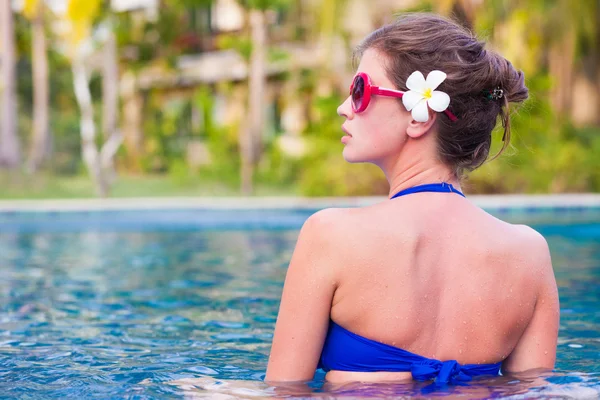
<box><xmin>326</xmin><ymin>193</ymin><xmax>557</xmax><ymax>382</ymax></box>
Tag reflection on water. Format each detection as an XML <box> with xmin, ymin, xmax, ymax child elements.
<box><xmin>169</xmin><ymin>371</ymin><xmax>600</xmax><ymax>399</ymax></box>
<box><xmin>0</xmin><ymin>217</ymin><xmax>598</xmax><ymax>398</ymax></box>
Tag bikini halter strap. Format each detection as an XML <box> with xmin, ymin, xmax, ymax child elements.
<box><xmin>390</xmin><ymin>182</ymin><xmax>465</xmax><ymax>200</ymax></box>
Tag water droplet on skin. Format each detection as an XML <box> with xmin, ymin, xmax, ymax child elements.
<box><xmin>464</xmin><ymin>336</ymin><xmax>467</xmax><ymax>340</ymax></box>
<box><xmin>544</xmin><ymin>351</ymin><xmax>548</xmax><ymax>355</ymax></box>
<box><xmin>459</xmin><ymin>349</ymin><xmax>463</xmax><ymax>354</ymax></box>
<box><xmin>463</xmin><ymin>320</ymin><xmax>467</xmax><ymax>324</ymax></box>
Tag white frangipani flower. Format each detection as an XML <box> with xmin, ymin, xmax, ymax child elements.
<box><xmin>402</xmin><ymin>70</ymin><xmax>451</xmax><ymax>122</ymax></box>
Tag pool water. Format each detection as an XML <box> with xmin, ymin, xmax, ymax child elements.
<box><xmin>0</xmin><ymin>209</ymin><xmax>599</xmax><ymax>398</ymax></box>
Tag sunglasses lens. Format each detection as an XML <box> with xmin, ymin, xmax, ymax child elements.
<box><xmin>351</xmin><ymin>75</ymin><xmax>364</xmax><ymax>111</ymax></box>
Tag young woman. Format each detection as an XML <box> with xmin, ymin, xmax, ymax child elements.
<box><xmin>266</xmin><ymin>13</ymin><xmax>559</xmax><ymax>385</ymax></box>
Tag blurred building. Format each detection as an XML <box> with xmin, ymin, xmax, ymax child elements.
<box><xmin>113</xmin><ymin>0</ymin><xmax>328</xmax><ymax>169</ymax></box>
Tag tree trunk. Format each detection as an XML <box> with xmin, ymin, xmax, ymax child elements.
<box><xmin>0</xmin><ymin>0</ymin><xmax>20</xmax><ymax>168</ymax></box>
<box><xmin>121</xmin><ymin>70</ymin><xmax>143</xmax><ymax>171</ymax></box>
<box><xmin>549</xmin><ymin>30</ymin><xmax>575</xmax><ymax>118</ymax></box>
<box><xmin>28</xmin><ymin>3</ymin><xmax>50</xmax><ymax>172</ymax></box>
<box><xmin>72</xmin><ymin>53</ymin><xmax>109</xmax><ymax>197</ymax></box>
<box><xmin>570</xmin><ymin>70</ymin><xmax>600</xmax><ymax>126</ymax></box>
<box><xmin>102</xmin><ymin>27</ymin><xmax>119</xmax><ymax>184</ymax></box>
<box><xmin>241</xmin><ymin>8</ymin><xmax>267</xmax><ymax>195</ymax></box>
<box><xmin>239</xmin><ymin>123</ymin><xmax>254</xmax><ymax>195</ymax></box>
<box><xmin>570</xmin><ymin>5</ymin><xmax>600</xmax><ymax>126</ymax></box>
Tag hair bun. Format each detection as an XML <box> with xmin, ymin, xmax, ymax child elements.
<box><xmin>492</xmin><ymin>55</ymin><xmax>528</xmax><ymax>105</ymax></box>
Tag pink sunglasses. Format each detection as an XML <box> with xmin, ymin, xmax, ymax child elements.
<box><xmin>349</xmin><ymin>72</ymin><xmax>458</xmax><ymax>122</ymax></box>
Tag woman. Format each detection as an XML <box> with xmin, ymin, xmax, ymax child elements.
<box><xmin>266</xmin><ymin>13</ymin><xmax>559</xmax><ymax>385</ymax></box>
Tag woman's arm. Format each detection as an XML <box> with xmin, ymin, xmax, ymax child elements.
<box><xmin>502</xmin><ymin>231</ymin><xmax>560</xmax><ymax>373</ymax></box>
<box><xmin>265</xmin><ymin>209</ymin><xmax>341</xmax><ymax>382</ymax></box>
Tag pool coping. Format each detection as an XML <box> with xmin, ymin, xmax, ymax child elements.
<box><xmin>0</xmin><ymin>194</ymin><xmax>598</xmax><ymax>212</ymax></box>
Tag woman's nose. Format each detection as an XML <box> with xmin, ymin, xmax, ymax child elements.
<box><xmin>337</xmin><ymin>96</ymin><xmax>354</xmax><ymax>119</ymax></box>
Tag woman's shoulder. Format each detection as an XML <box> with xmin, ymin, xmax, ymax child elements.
<box><xmin>301</xmin><ymin>207</ymin><xmax>360</xmax><ymax>238</ymax></box>
<box><xmin>483</xmin><ymin>211</ymin><xmax>550</xmax><ymax>253</ymax></box>
<box><xmin>507</xmin><ymin>223</ymin><xmax>552</xmax><ymax>268</ymax></box>
<box><xmin>472</xmin><ymin>205</ymin><xmax>549</xmax><ymax>245</ymax></box>
<box><xmin>298</xmin><ymin>207</ymin><xmax>374</xmax><ymax>251</ymax></box>
<box><xmin>480</xmin><ymin>214</ymin><xmax>553</xmax><ymax>278</ymax></box>
<box><xmin>303</xmin><ymin>204</ymin><xmax>389</xmax><ymax>232</ymax></box>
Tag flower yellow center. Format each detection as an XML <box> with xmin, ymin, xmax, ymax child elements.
<box><xmin>423</xmin><ymin>88</ymin><xmax>433</xmax><ymax>100</ymax></box>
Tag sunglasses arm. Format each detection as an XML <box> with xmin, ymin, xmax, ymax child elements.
<box><xmin>371</xmin><ymin>86</ymin><xmax>405</xmax><ymax>99</ymax></box>
<box><xmin>372</xmin><ymin>86</ymin><xmax>458</xmax><ymax>122</ymax></box>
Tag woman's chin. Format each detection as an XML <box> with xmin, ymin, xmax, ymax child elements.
<box><xmin>342</xmin><ymin>149</ymin><xmax>366</xmax><ymax>163</ymax></box>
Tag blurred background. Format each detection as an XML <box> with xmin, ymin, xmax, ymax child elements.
<box><xmin>0</xmin><ymin>0</ymin><xmax>598</xmax><ymax>198</ymax></box>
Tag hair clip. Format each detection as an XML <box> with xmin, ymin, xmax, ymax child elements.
<box><xmin>485</xmin><ymin>87</ymin><xmax>504</xmax><ymax>101</ymax></box>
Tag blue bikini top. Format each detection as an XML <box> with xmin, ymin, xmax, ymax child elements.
<box><xmin>318</xmin><ymin>183</ymin><xmax>502</xmax><ymax>384</ymax></box>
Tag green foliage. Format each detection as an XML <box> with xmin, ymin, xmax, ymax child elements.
<box><xmin>267</xmin><ymin>46</ymin><xmax>290</xmax><ymax>63</ymax></box>
<box><xmin>468</xmin><ymin>73</ymin><xmax>600</xmax><ymax>194</ymax></box>
<box><xmin>138</xmin><ymin>85</ymin><xmax>242</xmax><ymax>187</ymax></box>
<box><xmin>114</xmin><ymin>1</ymin><xmax>213</xmax><ymax>70</ymax></box>
<box><xmin>193</xmin><ymin>86</ymin><xmax>241</xmax><ymax>186</ymax></box>
<box><xmin>216</xmin><ymin>37</ymin><xmax>290</xmax><ymax>67</ymax></box>
<box><xmin>173</xmin><ymin>0</ymin><xmax>214</xmax><ymax>7</ymax></box>
<box><xmin>254</xmin><ymin>134</ymin><xmax>301</xmax><ymax>191</ymax></box>
<box><xmin>217</xmin><ymin>34</ymin><xmax>253</xmax><ymax>62</ymax></box>
<box><xmin>141</xmin><ymin>91</ymin><xmax>191</xmax><ymax>172</ymax></box>
<box><xmin>241</xmin><ymin>0</ymin><xmax>292</xmax><ymax>11</ymax></box>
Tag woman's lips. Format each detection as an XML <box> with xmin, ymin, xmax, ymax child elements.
<box><xmin>341</xmin><ymin>126</ymin><xmax>352</xmax><ymax>144</ymax></box>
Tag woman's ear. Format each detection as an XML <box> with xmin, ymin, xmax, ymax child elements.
<box><xmin>406</xmin><ymin>110</ymin><xmax>437</xmax><ymax>139</ymax></box>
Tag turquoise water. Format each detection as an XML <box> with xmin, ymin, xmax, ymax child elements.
<box><xmin>0</xmin><ymin>208</ymin><xmax>599</xmax><ymax>398</ymax></box>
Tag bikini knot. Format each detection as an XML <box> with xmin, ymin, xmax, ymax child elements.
<box><xmin>411</xmin><ymin>359</ymin><xmax>472</xmax><ymax>384</ymax></box>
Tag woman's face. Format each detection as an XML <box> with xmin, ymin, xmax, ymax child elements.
<box><xmin>337</xmin><ymin>48</ymin><xmax>411</xmax><ymax>166</ymax></box>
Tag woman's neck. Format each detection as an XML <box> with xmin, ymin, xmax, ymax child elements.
<box><xmin>381</xmin><ymin>154</ymin><xmax>460</xmax><ymax>199</ymax></box>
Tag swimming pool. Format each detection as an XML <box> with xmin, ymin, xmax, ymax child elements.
<box><xmin>0</xmin><ymin>204</ymin><xmax>599</xmax><ymax>398</ymax></box>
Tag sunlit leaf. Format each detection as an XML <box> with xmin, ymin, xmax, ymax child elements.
<box><xmin>22</xmin><ymin>0</ymin><xmax>41</xmax><ymax>19</ymax></box>
<box><xmin>66</xmin><ymin>0</ymin><xmax>102</xmax><ymax>23</ymax></box>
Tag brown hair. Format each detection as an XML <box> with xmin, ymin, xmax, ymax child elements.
<box><xmin>354</xmin><ymin>13</ymin><xmax>529</xmax><ymax>177</ymax></box>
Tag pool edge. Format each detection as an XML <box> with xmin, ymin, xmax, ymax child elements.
<box><xmin>0</xmin><ymin>194</ymin><xmax>599</xmax><ymax>212</ymax></box>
